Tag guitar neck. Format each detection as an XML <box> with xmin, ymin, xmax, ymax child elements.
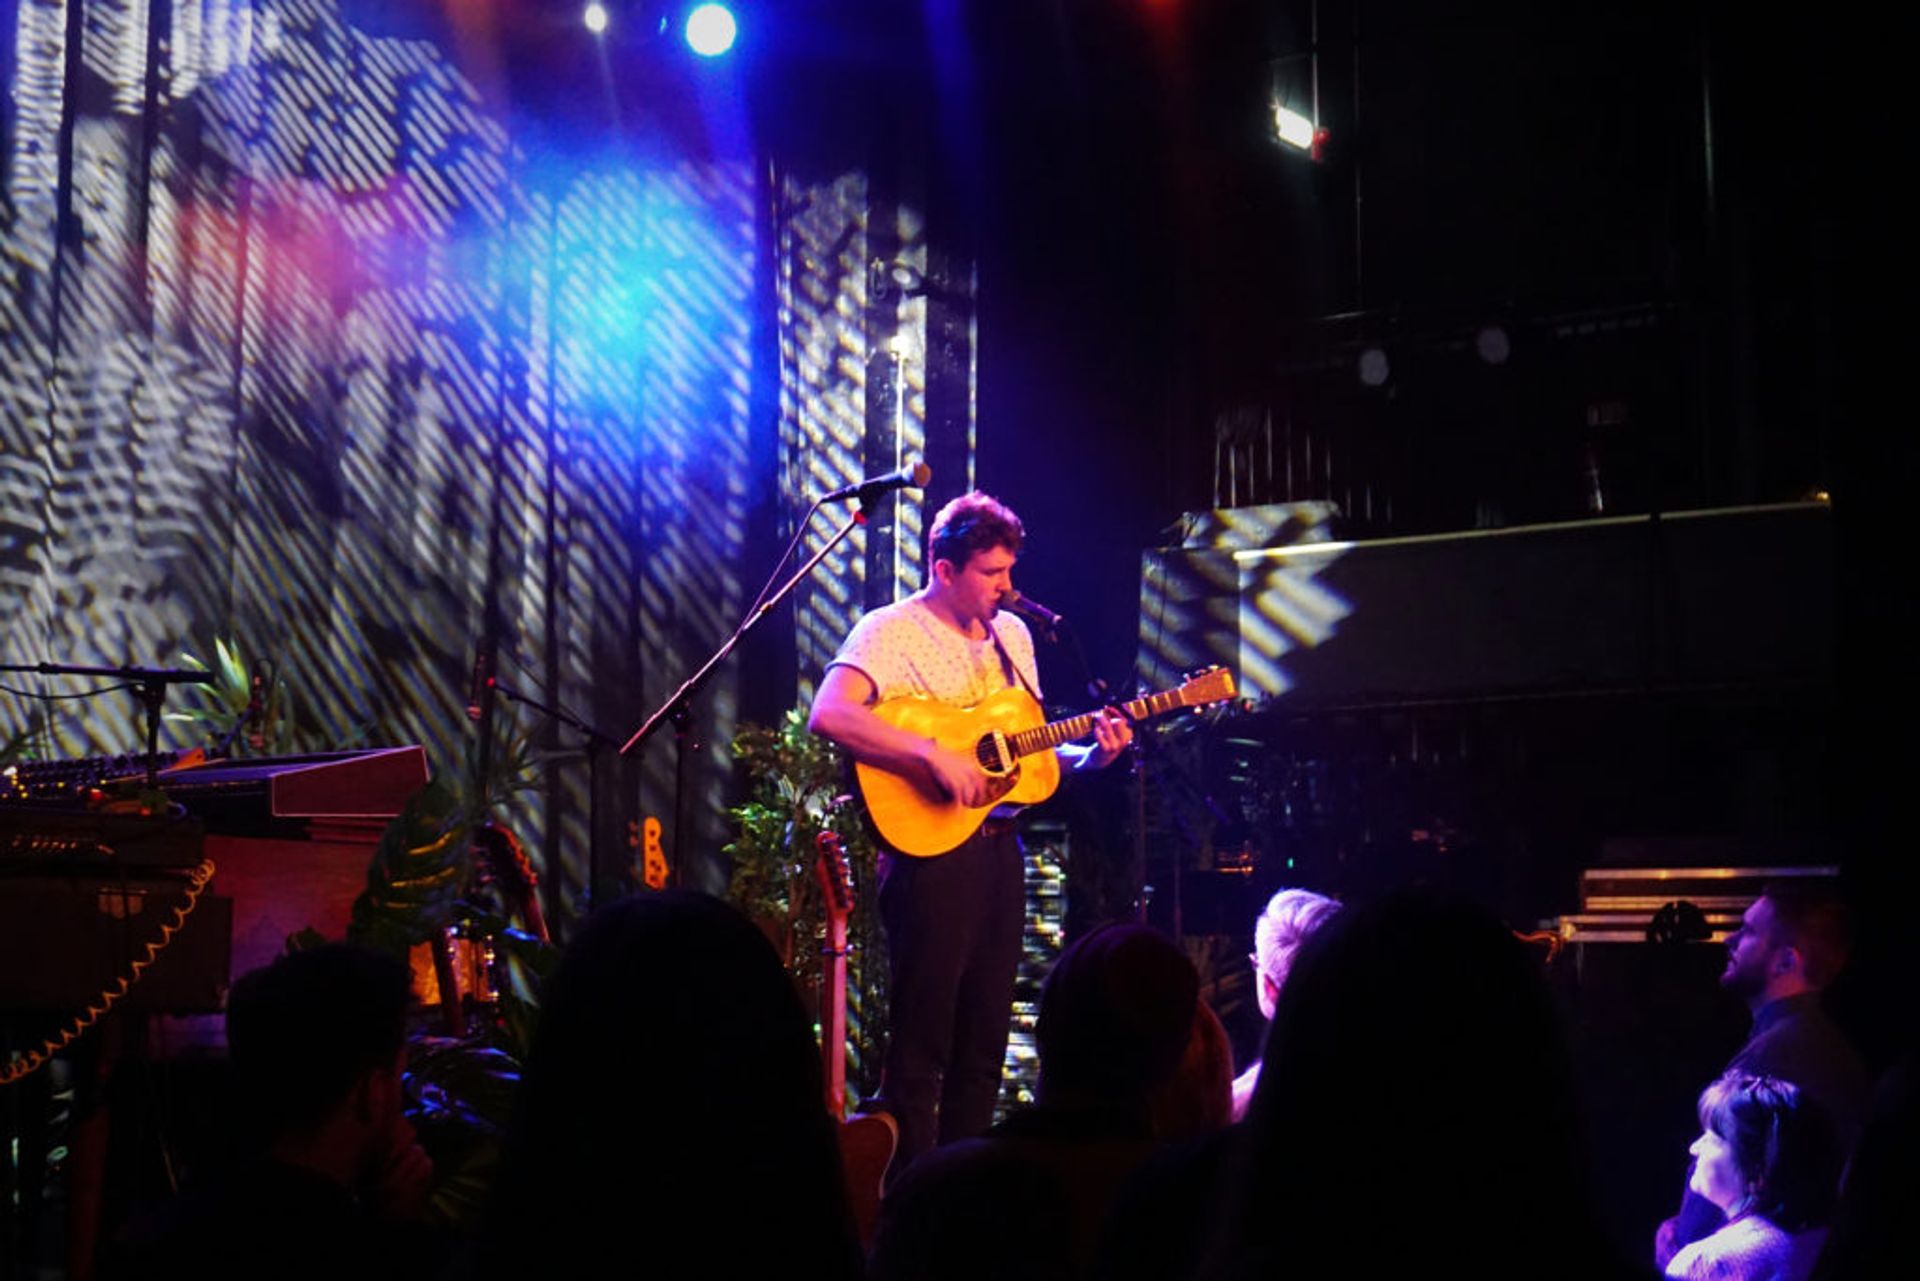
<box><xmin>1004</xmin><ymin>687</ymin><xmax>1189</xmax><ymax>759</ymax></box>
<box><xmin>821</xmin><ymin>916</ymin><xmax>849</xmax><ymax>1121</ymax></box>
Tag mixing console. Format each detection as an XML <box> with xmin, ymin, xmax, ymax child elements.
<box><xmin>0</xmin><ymin>751</ymin><xmax>187</xmax><ymax>804</ymax></box>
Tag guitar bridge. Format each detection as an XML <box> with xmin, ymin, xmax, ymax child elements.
<box><xmin>976</xmin><ymin>731</ymin><xmax>1015</xmax><ymax>777</ymax></box>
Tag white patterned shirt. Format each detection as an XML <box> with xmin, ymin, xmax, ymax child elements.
<box><xmin>827</xmin><ymin>593</ymin><xmax>1040</xmax><ymax>709</ymax></box>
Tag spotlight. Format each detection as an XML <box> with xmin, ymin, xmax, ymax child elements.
<box><xmin>870</xmin><ymin>259</ymin><xmax>928</xmax><ymax>302</ymax></box>
<box><xmin>1273</xmin><ymin>103</ymin><xmax>1315</xmax><ymax>151</ymax></box>
<box><xmin>684</xmin><ymin>3</ymin><xmax>738</xmax><ymax>57</ymax></box>
<box><xmin>1272</xmin><ymin>102</ymin><xmax>1330</xmax><ymax>161</ymax></box>
<box><xmin>1475</xmin><ymin>325</ymin><xmax>1511</xmax><ymax>366</ymax></box>
<box><xmin>582</xmin><ymin>3</ymin><xmax>608</xmax><ymax>34</ymax></box>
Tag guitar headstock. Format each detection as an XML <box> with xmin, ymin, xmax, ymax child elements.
<box><xmin>1176</xmin><ymin>665</ymin><xmax>1237</xmax><ymax>709</ymax></box>
<box><xmin>814</xmin><ymin>829</ymin><xmax>854</xmax><ymax>924</ymax></box>
<box><xmin>641</xmin><ymin>815</ymin><xmax>668</xmax><ymax>891</ymax></box>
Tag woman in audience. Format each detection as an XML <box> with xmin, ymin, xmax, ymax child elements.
<box><xmin>1232</xmin><ymin>887</ymin><xmax>1340</xmax><ymax>1120</ymax></box>
<box><xmin>467</xmin><ymin>891</ymin><xmax>862</xmax><ymax>1280</ymax></box>
<box><xmin>1666</xmin><ymin>1073</ymin><xmax>1836</xmax><ymax>1281</ymax></box>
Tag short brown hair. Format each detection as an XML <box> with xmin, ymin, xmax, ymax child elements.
<box><xmin>1761</xmin><ymin>879</ymin><xmax>1851</xmax><ymax>987</ymax></box>
<box><xmin>928</xmin><ymin>491</ymin><xmax>1023</xmax><ymax>570</ymax></box>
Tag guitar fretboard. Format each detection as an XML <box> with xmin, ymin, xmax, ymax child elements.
<box><xmin>1005</xmin><ymin>687</ymin><xmax>1196</xmax><ymax>759</ymax></box>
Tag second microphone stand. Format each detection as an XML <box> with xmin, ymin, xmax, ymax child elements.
<box><xmin>480</xmin><ymin>677</ymin><xmax>623</xmax><ymax>908</ymax></box>
<box><xmin>0</xmin><ymin>662</ymin><xmax>217</xmax><ymax>787</ymax></box>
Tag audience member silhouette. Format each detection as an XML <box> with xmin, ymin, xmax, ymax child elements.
<box><xmin>99</xmin><ymin>943</ymin><xmax>435</xmax><ymax>1281</ymax></box>
<box><xmin>1197</xmin><ymin>889</ymin><xmax>1635</xmax><ymax>1281</ymax></box>
<box><xmin>869</xmin><ymin>920</ymin><xmax>1200</xmax><ymax>1281</ymax></box>
<box><xmin>1091</xmin><ymin>890</ymin><xmax>1337</xmax><ymax>1281</ymax></box>
<box><xmin>1664</xmin><ymin>1073</ymin><xmax>1836</xmax><ymax>1281</ymax></box>
<box><xmin>1809</xmin><ymin>1053</ymin><xmax>1917</xmax><ymax>1280</ymax></box>
<box><xmin>1149</xmin><ymin>999</ymin><xmax>1235</xmax><ymax>1141</ymax></box>
<box><xmin>467</xmin><ymin>891</ymin><xmax>862</xmax><ymax>1280</ymax></box>
<box><xmin>1093</xmin><ymin>1007</ymin><xmax>1241</xmax><ymax>1281</ymax></box>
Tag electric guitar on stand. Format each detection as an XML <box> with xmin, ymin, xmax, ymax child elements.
<box><xmin>814</xmin><ymin>830</ymin><xmax>896</xmax><ymax>1247</ymax></box>
<box><xmin>853</xmin><ymin>666</ymin><xmax>1238</xmax><ymax>856</ymax></box>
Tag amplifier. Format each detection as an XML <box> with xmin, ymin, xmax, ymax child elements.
<box><xmin>0</xmin><ymin>808</ymin><xmax>206</xmax><ymax>869</ymax></box>
<box><xmin>1553</xmin><ymin>864</ymin><xmax>1839</xmax><ymax>944</ymax></box>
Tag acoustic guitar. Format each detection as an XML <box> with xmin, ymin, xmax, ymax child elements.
<box><xmin>814</xmin><ymin>830</ymin><xmax>897</xmax><ymax>1247</ymax></box>
<box><xmin>853</xmin><ymin>667</ymin><xmax>1237</xmax><ymax>856</ymax></box>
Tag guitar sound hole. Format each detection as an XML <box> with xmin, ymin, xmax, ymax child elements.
<box><xmin>975</xmin><ymin>733</ymin><xmax>1013</xmax><ymax>776</ymax></box>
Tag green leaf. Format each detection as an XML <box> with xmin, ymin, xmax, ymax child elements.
<box><xmin>405</xmin><ymin>1035</ymin><xmax>523</xmax><ymax>1228</ymax></box>
<box><xmin>215</xmin><ymin>637</ymin><xmax>246</xmax><ymax>692</ymax></box>
<box><xmin>723</xmin><ymin>708</ymin><xmax>889</xmax><ymax>1098</ymax></box>
<box><xmin>348</xmin><ymin>778</ymin><xmax>473</xmax><ymax>954</ymax></box>
<box><xmin>1</xmin><ymin>716</ymin><xmax>45</xmax><ymax>768</ymax></box>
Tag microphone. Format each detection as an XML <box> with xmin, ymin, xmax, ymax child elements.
<box><xmin>821</xmin><ymin>459</ymin><xmax>931</xmax><ymax>504</ymax></box>
<box><xmin>999</xmin><ymin>591</ymin><xmax>1064</xmax><ymax>635</ymax></box>
<box><xmin>466</xmin><ymin>648</ymin><xmax>494</xmax><ymax>722</ymax></box>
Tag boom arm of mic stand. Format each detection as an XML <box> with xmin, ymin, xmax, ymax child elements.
<box><xmin>618</xmin><ymin>505</ymin><xmax>868</xmax><ymax>884</ymax></box>
<box><xmin>1</xmin><ymin>662</ymin><xmax>217</xmax><ymax>788</ymax></box>
<box><xmin>620</xmin><ymin>505</ymin><xmax>865</xmax><ymax>759</ymax></box>
<box><xmin>486</xmin><ymin>679</ymin><xmax>622</xmax><ymax>910</ymax></box>
<box><xmin>489</xmin><ymin>681</ymin><xmax>621</xmax><ymax>749</ymax></box>
<box><xmin>5</xmin><ymin>662</ymin><xmax>218</xmax><ymax>686</ymax></box>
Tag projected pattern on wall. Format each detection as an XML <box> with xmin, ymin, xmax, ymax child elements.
<box><xmin>2</xmin><ymin>0</ymin><xmax>755</xmax><ymax>915</ymax></box>
<box><xmin>776</xmin><ymin>168</ymin><xmax>937</xmax><ymax>699</ymax></box>
<box><xmin>1138</xmin><ymin>503</ymin><xmax>1352</xmax><ymax>700</ymax></box>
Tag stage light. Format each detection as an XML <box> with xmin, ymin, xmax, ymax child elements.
<box><xmin>582</xmin><ymin>3</ymin><xmax>609</xmax><ymax>34</ymax></box>
<box><xmin>1273</xmin><ymin>103</ymin><xmax>1315</xmax><ymax>152</ymax></box>
<box><xmin>685</xmin><ymin>3</ymin><xmax>738</xmax><ymax>57</ymax></box>
<box><xmin>870</xmin><ymin>258</ymin><xmax>929</xmax><ymax>302</ymax></box>
<box><xmin>1475</xmin><ymin>325</ymin><xmax>1511</xmax><ymax>366</ymax></box>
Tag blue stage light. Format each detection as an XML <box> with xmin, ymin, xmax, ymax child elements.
<box><xmin>684</xmin><ymin>3</ymin><xmax>738</xmax><ymax>57</ymax></box>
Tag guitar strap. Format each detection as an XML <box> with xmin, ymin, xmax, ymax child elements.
<box><xmin>988</xmin><ymin>621</ymin><xmax>1041</xmax><ymax>702</ymax></box>
<box><xmin>984</xmin><ymin>623</ymin><xmax>1043</xmax><ymax>826</ymax></box>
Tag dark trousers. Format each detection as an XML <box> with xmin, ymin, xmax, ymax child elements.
<box><xmin>876</xmin><ymin>823</ymin><xmax>1025</xmax><ymax>1180</ymax></box>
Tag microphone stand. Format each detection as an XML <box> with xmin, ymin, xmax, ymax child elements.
<box><xmin>484</xmin><ymin>679</ymin><xmax>623</xmax><ymax>909</ymax></box>
<box><xmin>1</xmin><ymin>662</ymin><xmax>217</xmax><ymax>788</ymax></box>
<box><xmin>210</xmin><ymin>663</ymin><xmax>269</xmax><ymax>758</ymax></box>
<box><xmin>1029</xmin><ymin>617</ymin><xmax>1159</xmax><ymax>938</ymax></box>
<box><xmin>1063</xmin><ymin>624</ymin><xmax>1110</xmax><ymax>706</ymax></box>
<box><xmin>209</xmin><ymin>702</ymin><xmax>254</xmax><ymax>758</ymax></box>
<box><xmin>621</xmin><ymin>504</ymin><xmax>870</xmax><ymax>884</ymax></box>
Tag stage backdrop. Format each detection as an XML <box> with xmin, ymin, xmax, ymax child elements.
<box><xmin>1</xmin><ymin>0</ymin><xmax>963</xmax><ymax>921</ymax></box>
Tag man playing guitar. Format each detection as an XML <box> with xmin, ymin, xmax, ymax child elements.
<box><xmin>808</xmin><ymin>491</ymin><xmax>1131</xmax><ymax>1181</ymax></box>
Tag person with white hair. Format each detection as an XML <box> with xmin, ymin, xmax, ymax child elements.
<box><xmin>1231</xmin><ymin>887</ymin><xmax>1340</xmax><ymax>1121</ymax></box>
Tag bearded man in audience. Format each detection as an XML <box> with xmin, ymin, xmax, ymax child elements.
<box><xmin>1655</xmin><ymin>880</ymin><xmax>1870</xmax><ymax>1268</ymax></box>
